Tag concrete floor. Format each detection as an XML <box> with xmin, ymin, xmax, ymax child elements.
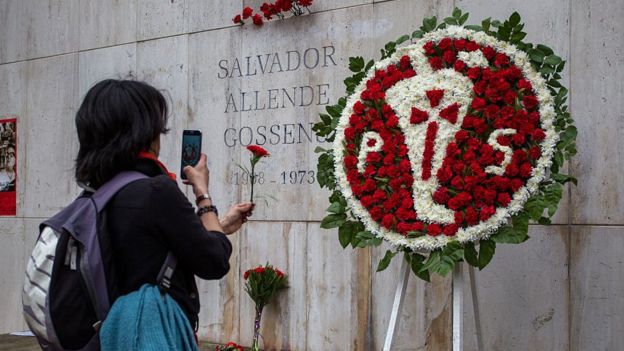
<box><xmin>0</xmin><ymin>334</ymin><xmax>228</xmax><ymax>350</ymax></box>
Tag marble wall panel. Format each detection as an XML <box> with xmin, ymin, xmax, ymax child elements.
<box><xmin>570</xmin><ymin>226</ymin><xmax>624</xmax><ymax>351</ymax></box>
<box><xmin>78</xmin><ymin>0</ymin><xmax>137</xmax><ymax>51</ymax></box>
<box><xmin>23</xmin><ymin>54</ymin><xmax>80</xmax><ymax>218</ymax></box>
<box><xmin>78</xmin><ymin>43</ymin><xmax>137</xmax><ymax>99</ymax></box>
<box><xmin>0</xmin><ymin>218</ymin><xmax>25</xmax><ymax>333</ymax></box>
<box><xmin>236</xmin><ymin>221</ymin><xmax>308</xmax><ymax>350</ymax></box>
<box><xmin>138</xmin><ymin>0</ymin><xmax>188</xmax><ymax>41</ymax></box>
<box><xmin>231</xmin><ymin>5</ymin><xmax>375</xmax><ymax>221</ymax></box>
<box><xmin>196</xmin><ymin>229</ymin><xmax>242</xmax><ymax>343</ymax></box>
<box><xmin>306</xmin><ymin>224</ymin><xmax>372</xmax><ymax>350</ymax></box>
<box><xmin>137</xmin><ymin>35</ymin><xmax>189</xmax><ymax>182</ymax></box>
<box><xmin>188</xmin><ymin>0</ymin><xmax>242</xmax><ymax>33</ymax></box>
<box><xmin>22</xmin><ymin>0</ymin><xmax>79</xmax><ymax>60</ymax></box>
<box><xmin>570</xmin><ymin>0</ymin><xmax>624</xmax><ymax>225</ymax></box>
<box><xmin>188</xmin><ymin>27</ymin><xmax>242</xmax><ymax>208</ymax></box>
<box><xmin>462</xmin><ymin>225</ymin><xmax>569</xmax><ymax>351</ymax></box>
<box><xmin>0</xmin><ymin>0</ymin><xmax>27</xmax><ymax>64</ymax></box>
<box><xmin>0</xmin><ymin>62</ymin><xmax>27</xmax><ymax>217</ymax></box>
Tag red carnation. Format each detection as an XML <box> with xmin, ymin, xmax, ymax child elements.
<box><xmin>252</xmin><ymin>13</ymin><xmax>264</xmax><ymax>26</ymax></box>
<box><xmin>427</xmin><ymin>224</ymin><xmax>442</xmax><ymax>236</ymax></box>
<box><xmin>426</xmin><ymin>89</ymin><xmax>445</xmax><ymax>108</ymax></box>
<box><xmin>242</xmin><ymin>6</ymin><xmax>253</xmax><ymax>19</ymax></box>
<box><xmin>433</xmin><ymin>187</ymin><xmax>450</xmax><ymax>204</ymax></box>
<box><xmin>443</xmin><ymin>224</ymin><xmax>459</xmax><ymax>236</ymax></box>
<box><xmin>247</xmin><ymin>145</ymin><xmax>269</xmax><ymax>158</ymax></box>
<box><xmin>299</xmin><ymin>0</ymin><xmax>313</xmax><ymax>6</ymax></box>
<box><xmin>480</xmin><ymin>206</ymin><xmax>496</xmax><ymax>221</ymax></box>
<box><xmin>438</xmin><ymin>38</ymin><xmax>453</xmax><ymax>50</ymax></box>
<box><xmin>233</xmin><ymin>14</ymin><xmax>243</xmax><ymax>24</ymax></box>
<box><xmin>523</xmin><ymin>95</ymin><xmax>539</xmax><ymax>110</ymax></box>
<box><xmin>531</xmin><ymin>129</ymin><xmax>546</xmax><ymax>142</ymax></box>
<box><xmin>497</xmin><ymin>193</ymin><xmax>511</xmax><ymax>206</ymax></box>
<box><xmin>428</xmin><ymin>57</ymin><xmax>443</xmax><ymax>70</ymax></box>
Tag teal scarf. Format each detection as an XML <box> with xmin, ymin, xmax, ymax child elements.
<box><xmin>101</xmin><ymin>284</ymin><xmax>199</xmax><ymax>351</ymax></box>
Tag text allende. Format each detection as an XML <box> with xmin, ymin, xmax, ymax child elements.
<box><xmin>217</xmin><ymin>45</ymin><xmax>337</xmax><ymax>79</ymax></box>
<box><xmin>223</xmin><ymin>122</ymin><xmax>328</xmax><ymax>147</ymax></box>
<box><xmin>224</xmin><ymin>84</ymin><xmax>330</xmax><ymax>113</ymax></box>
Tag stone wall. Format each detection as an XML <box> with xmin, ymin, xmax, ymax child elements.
<box><xmin>0</xmin><ymin>0</ymin><xmax>622</xmax><ymax>350</ymax></box>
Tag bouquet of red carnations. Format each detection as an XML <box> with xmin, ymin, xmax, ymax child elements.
<box><xmin>244</xmin><ymin>264</ymin><xmax>288</xmax><ymax>351</ymax></box>
<box><xmin>233</xmin><ymin>0</ymin><xmax>314</xmax><ymax>26</ymax></box>
<box><xmin>215</xmin><ymin>341</ymin><xmax>244</xmax><ymax>351</ymax></box>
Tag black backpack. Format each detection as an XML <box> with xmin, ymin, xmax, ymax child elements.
<box><xmin>22</xmin><ymin>171</ymin><xmax>177</xmax><ymax>351</ymax></box>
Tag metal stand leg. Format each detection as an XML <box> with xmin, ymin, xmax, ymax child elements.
<box><xmin>452</xmin><ymin>263</ymin><xmax>464</xmax><ymax>351</ymax></box>
<box><xmin>468</xmin><ymin>266</ymin><xmax>484</xmax><ymax>351</ymax></box>
<box><xmin>383</xmin><ymin>258</ymin><xmax>410</xmax><ymax>351</ymax></box>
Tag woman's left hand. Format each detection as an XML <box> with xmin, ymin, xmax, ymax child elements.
<box><xmin>220</xmin><ymin>202</ymin><xmax>254</xmax><ymax>235</ymax></box>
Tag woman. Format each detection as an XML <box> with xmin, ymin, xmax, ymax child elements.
<box><xmin>74</xmin><ymin>79</ymin><xmax>252</xmax><ymax>343</ymax></box>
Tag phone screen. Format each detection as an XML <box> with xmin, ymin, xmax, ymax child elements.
<box><xmin>181</xmin><ymin>130</ymin><xmax>202</xmax><ymax>179</ymax></box>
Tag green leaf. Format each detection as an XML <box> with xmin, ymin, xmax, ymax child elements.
<box><xmin>407</xmin><ymin>253</ymin><xmax>430</xmax><ymax>282</ymax></box>
<box><xmin>364</xmin><ymin>59</ymin><xmax>375</xmax><ymax>72</ymax></box>
<box><xmin>326</xmin><ymin>104</ymin><xmax>343</xmax><ymax>118</ymax></box>
<box><xmin>420</xmin><ymin>251</ymin><xmax>441</xmax><ymax>273</ymax></box>
<box><xmin>411</xmin><ymin>30</ymin><xmax>424</xmax><ymax>39</ymax></box>
<box><xmin>509</xmin><ymin>12</ymin><xmax>521</xmax><ymax>27</ymax></box>
<box><xmin>482</xmin><ymin>17</ymin><xmax>492</xmax><ymax>32</ymax></box>
<box><xmin>452</xmin><ymin>7</ymin><xmax>461</xmax><ymax>18</ymax></box>
<box><xmin>536</xmin><ymin>44</ymin><xmax>554</xmax><ymax>56</ymax></box>
<box><xmin>544</xmin><ymin>55</ymin><xmax>562</xmax><ymax>66</ymax></box>
<box><xmin>525</xmin><ymin>197</ymin><xmax>547</xmax><ymax>221</ymax></box>
<box><xmin>326</xmin><ymin>201</ymin><xmax>345</xmax><ymax>214</ymax></box>
<box><xmin>348</xmin><ymin>56</ymin><xmax>365</xmax><ymax>72</ymax></box>
<box><xmin>459</xmin><ymin>13</ymin><xmax>469</xmax><ymax>25</ymax></box>
<box><xmin>377</xmin><ymin>250</ymin><xmax>397</xmax><ymax>272</ymax></box>
<box><xmin>478</xmin><ymin>240</ymin><xmax>496</xmax><ymax>269</ymax></box>
<box><xmin>538</xmin><ymin>216</ymin><xmax>552</xmax><ymax>225</ymax></box>
<box><xmin>396</xmin><ymin>34</ymin><xmax>410</xmax><ymax>45</ymax></box>
<box><xmin>314</xmin><ymin>146</ymin><xmax>328</xmax><ymax>153</ymax></box>
<box><xmin>464</xmin><ymin>242</ymin><xmax>479</xmax><ymax>267</ymax></box>
<box><xmin>491</xmin><ymin>224</ymin><xmax>528</xmax><ymax>244</ymax></box>
<box><xmin>552</xmin><ymin>173</ymin><xmax>577</xmax><ymax>186</ymax></box>
<box><xmin>464</xmin><ymin>25</ymin><xmax>482</xmax><ymax>31</ymax></box>
<box><xmin>529</xmin><ymin>49</ymin><xmax>545</xmax><ymax>63</ymax></box>
<box><xmin>320</xmin><ymin>213</ymin><xmax>346</xmax><ymax>229</ymax></box>
<box><xmin>338</xmin><ymin>227</ymin><xmax>352</xmax><ymax>248</ymax></box>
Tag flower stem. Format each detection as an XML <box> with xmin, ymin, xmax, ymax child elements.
<box><xmin>252</xmin><ymin>305</ymin><xmax>264</xmax><ymax>351</ymax></box>
<box><xmin>249</xmin><ymin>162</ymin><xmax>255</xmax><ymax>203</ymax></box>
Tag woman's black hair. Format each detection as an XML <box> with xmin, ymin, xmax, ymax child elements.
<box><xmin>75</xmin><ymin>79</ymin><xmax>169</xmax><ymax>187</ymax></box>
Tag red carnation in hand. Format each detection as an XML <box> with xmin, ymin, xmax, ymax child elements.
<box><xmin>242</xmin><ymin>6</ymin><xmax>253</xmax><ymax>19</ymax></box>
<box><xmin>247</xmin><ymin>145</ymin><xmax>269</xmax><ymax>158</ymax></box>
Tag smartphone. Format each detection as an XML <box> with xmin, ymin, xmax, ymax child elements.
<box><xmin>180</xmin><ymin>130</ymin><xmax>202</xmax><ymax>180</ymax></box>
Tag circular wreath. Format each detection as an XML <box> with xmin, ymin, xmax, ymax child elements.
<box><xmin>313</xmin><ymin>9</ymin><xmax>576</xmax><ymax>280</ymax></box>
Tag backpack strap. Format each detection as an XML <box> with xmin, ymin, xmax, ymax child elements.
<box><xmin>157</xmin><ymin>252</ymin><xmax>178</xmax><ymax>293</ymax></box>
<box><xmin>91</xmin><ymin>171</ymin><xmax>149</xmax><ymax>212</ymax></box>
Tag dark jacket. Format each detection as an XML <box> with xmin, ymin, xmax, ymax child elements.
<box><xmin>106</xmin><ymin>159</ymin><xmax>232</xmax><ymax>328</ymax></box>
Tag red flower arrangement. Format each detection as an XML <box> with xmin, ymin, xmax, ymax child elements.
<box><xmin>314</xmin><ymin>9</ymin><xmax>576</xmax><ymax>279</ymax></box>
<box><xmin>243</xmin><ymin>264</ymin><xmax>288</xmax><ymax>351</ymax></box>
<box><xmin>233</xmin><ymin>0</ymin><xmax>314</xmax><ymax>26</ymax></box>
<box><xmin>215</xmin><ymin>341</ymin><xmax>244</xmax><ymax>351</ymax></box>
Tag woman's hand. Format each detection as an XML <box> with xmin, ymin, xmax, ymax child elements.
<box><xmin>220</xmin><ymin>203</ymin><xmax>254</xmax><ymax>235</ymax></box>
<box><xmin>183</xmin><ymin>153</ymin><xmax>209</xmax><ymax>197</ymax></box>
